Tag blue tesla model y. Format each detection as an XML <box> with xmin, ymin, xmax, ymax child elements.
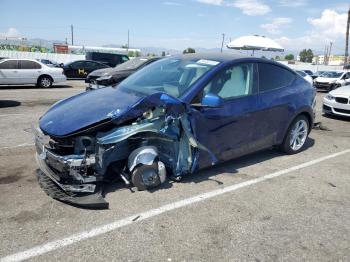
<box><xmin>35</xmin><ymin>53</ymin><xmax>316</xmax><ymax>208</ymax></box>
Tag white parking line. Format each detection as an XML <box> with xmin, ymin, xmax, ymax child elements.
<box><xmin>1</xmin><ymin>149</ymin><xmax>350</xmax><ymax>262</ymax></box>
<box><xmin>0</xmin><ymin>114</ymin><xmax>25</xmax><ymax>117</ymax></box>
<box><xmin>0</xmin><ymin>143</ymin><xmax>34</xmax><ymax>150</ymax></box>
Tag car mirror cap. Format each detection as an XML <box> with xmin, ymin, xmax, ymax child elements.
<box><xmin>200</xmin><ymin>93</ymin><xmax>224</xmax><ymax>108</ymax></box>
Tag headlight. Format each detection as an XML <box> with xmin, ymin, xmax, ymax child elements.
<box><xmin>97</xmin><ymin>75</ymin><xmax>112</xmax><ymax>81</ymax></box>
<box><xmin>325</xmin><ymin>94</ymin><xmax>335</xmax><ymax>100</ymax></box>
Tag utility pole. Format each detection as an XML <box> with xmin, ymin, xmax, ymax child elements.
<box><xmin>127</xmin><ymin>29</ymin><xmax>130</xmax><ymax>51</ymax></box>
<box><xmin>325</xmin><ymin>45</ymin><xmax>329</xmax><ymax>65</ymax></box>
<box><xmin>328</xmin><ymin>41</ymin><xmax>333</xmax><ymax>65</ymax></box>
<box><xmin>70</xmin><ymin>24</ymin><xmax>74</xmax><ymax>46</ymax></box>
<box><xmin>220</xmin><ymin>33</ymin><xmax>225</xmax><ymax>53</ymax></box>
<box><xmin>344</xmin><ymin>6</ymin><xmax>350</xmax><ymax>67</ymax></box>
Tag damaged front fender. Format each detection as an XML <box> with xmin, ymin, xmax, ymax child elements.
<box><xmin>35</xmin><ymin>92</ymin><xmax>217</xmax><ymax>209</ymax></box>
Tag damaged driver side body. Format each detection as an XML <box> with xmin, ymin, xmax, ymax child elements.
<box><xmin>35</xmin><ymin>53</ymin><xmax>315</xmax><ymax>209</ymax></box>
<box><xmin>35</xmin><ymin>92</ymin><xmax>217</xmax><ymax>208</ymax></box>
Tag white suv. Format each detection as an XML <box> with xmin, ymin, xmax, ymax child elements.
<box><xmin>0</xmin><ymin>59</ymin><xmax>66</xmax><ymax>88</ymax></box>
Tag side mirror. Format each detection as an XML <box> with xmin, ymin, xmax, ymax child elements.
<box><xmin>200</xmin><ymin>93</ymin><xmax>224</xmax><ymax>108</ymax></box>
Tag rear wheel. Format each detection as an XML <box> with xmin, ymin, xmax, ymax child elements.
<box><xmin>280</xmin><ymin>115</ymin><xmax>309</xmax><ymax>154</ymax></box>
<box><xmin>37</xmin><ymin>76</ymin><xmax>53</xmax><ymax>88</ymax></box>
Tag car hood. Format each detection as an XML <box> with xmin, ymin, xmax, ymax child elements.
<box><xmin>88</xmin><ymin>67</ymin><xmax>116</xmax><ymax>77</ymax></box>
<box><xmin>40</xmin><ymin>87</ymin><xmax>144</xmax><ymax>137</ymax></box>
<box><xmin>329</xmin><ymin>86</ymin><xmax>350</xmax><ymax>96</ymax></box>
<box><xmin>315</xmin><ymin>77</ymin><xmax>338</xmax><ymax>83</ymax></box>
<box><xmin>39</xmin><ymin>87</ymin><xmax>185</xmax><ymax>137</ymax></box>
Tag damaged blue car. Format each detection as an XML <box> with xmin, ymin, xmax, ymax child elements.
<box><xmin>35</xmin><ymin>53</ymin><xmax>316</xmax><ymax>208</ymax></box>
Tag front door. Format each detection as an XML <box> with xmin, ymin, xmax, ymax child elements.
<box><xmin>189</xmin><ymin>62</ymin><xmax>259</xmax><ymax>169</ymax></box>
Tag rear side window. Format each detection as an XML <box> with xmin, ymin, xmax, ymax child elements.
<box><xmin>70</xmin><ymin>61</ymin><xmax>85</xmax><ymax>70</ymax></box>
<box><xmin>0</xmin><ymin>60</ymin><xmax>19</xmax><ymax>69</ymax></box>
<box><xmin>20</xmin><ymin>60</ymin><xmax>41</xmax><ymax>69</ymax></box>
<box><xmin>258</xmin><ymin>63</ymin><xmax>295</xmax><ymax>92</ymax></box>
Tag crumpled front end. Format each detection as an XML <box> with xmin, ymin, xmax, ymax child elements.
<box><xmin>35</xmin><ymin>92</ymin><xmax>217</xmax><ymax>209</ymax></box>
<box><xmin>35</xmin><ymin>128</ymin><xmax>108</xmax><ymax>208</ymax></box>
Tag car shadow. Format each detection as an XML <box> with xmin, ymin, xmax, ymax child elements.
<box><xmin>323</xmin><ymin>113</ymin><xmax>350</xmax><ymax>123</ymax></box>
<box><xmin>0</xmin><ymin>100</ymin><xmax>21</xmax><ymax>108</ymax></box>
<box><xmin>103</xmin><ymin>137</ymin><xmax>315</xmax><ymax>196</ymax></box>
<box><xmin>0</xmin><ymin>84</ymin><xmax>73</xmax><ymax>90</ymax></box>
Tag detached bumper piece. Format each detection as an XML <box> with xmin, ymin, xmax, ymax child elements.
<box><xmin>37</xmin><ymin>170</ymin><xmax>108</xmax><ymax>209</ymax></box>
<box><xmin>36</xmin><ymin>153</ymin><xmax>109</xmax><ymax>209</ymax></box>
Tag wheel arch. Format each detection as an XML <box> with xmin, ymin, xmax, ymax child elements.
<box><xmin>279</xmin><ymin>108</ymin><xmax>314</xmax><ymax>145</ymax></box>
<box><xmin>37</xmin><ymin>74</ymin><xmax>54</xmax><ymax>83</ymax></box>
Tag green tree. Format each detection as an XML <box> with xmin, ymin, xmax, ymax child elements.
<box><xmin>161</xmin><ymin>51</ymin><xmax>166</xmax><ymax>57</ymax></box>
<box><xmin>183</xmin><ymin>47</ymin><xmax>195</xmax><ymax>54</ymax></box>
<box><xmin>284</xmin><ymin>54</ymin><xmax>294</xmax><ymax>60</ymax></box>
<box><xmin>299</xmin><ymin>49</ymin><xmax>314</xmax><ymax>63</ymax></box>
<box><xmin>121</xmin><ymin>44</ymin><xmax>128</xmax><ymax>49</ymax></box>
<box><xmin>275</xmin><ymin>55</ymin><xmax>281</xmax><ymax>60</ymax></box>
<box><xmin>128</xmin><ymin>51</ymin><xmax>141</xmax><ymax>57</ymax></box>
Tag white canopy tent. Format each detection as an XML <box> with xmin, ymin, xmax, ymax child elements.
<box><xmin>227</xmin><ymin>35</ymin><xmax>284</xmax><ymax>55</ymax></box>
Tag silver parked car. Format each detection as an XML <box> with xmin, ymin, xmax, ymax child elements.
<box><xmin>0</xmin><ymin>59</ymin><xmax>66</xmax><ymax>87</ymax></box>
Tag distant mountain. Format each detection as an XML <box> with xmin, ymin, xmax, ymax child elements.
<box><xmin>103</xmin><ymin>44</ymin><xmax>224</xmax><ymax>56</ymax></box>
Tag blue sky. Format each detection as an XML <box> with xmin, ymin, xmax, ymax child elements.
<box><xmin>0</xmin><ymin>0</ymin><xmax>349</xmax><ymax>53</ymax></box>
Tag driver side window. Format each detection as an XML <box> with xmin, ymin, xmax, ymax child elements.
<box><xmin>203</xmin><ymin>63</ymin><xmax>254</xmax><ymax>100</ymax></box>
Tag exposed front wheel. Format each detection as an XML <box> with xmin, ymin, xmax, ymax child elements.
<box><xmin>38</xmin><ymin>76</ymin><xmax>53</xmax><ymax>88</ymax></box>
<box><xmin>131</xmin><ymin>161</ymin><xmax>166</xmax><ymax>191</ymax></box>
<box><xmin>280</xmin><ymin>115</ymin><xmax>309</xmax><ymax>154</ymax></box>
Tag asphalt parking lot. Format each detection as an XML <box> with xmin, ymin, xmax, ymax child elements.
<box><xmin>0</xmin><ymin>82</ymin><xmax>349</xmax><ymax>262</ymax></box>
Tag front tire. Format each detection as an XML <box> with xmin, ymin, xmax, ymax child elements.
<box><xmin>37</xmin><ymin>76</ymin><xmax>53</xmax><ymax>88</ymax></box>
<box><xmin>131</xmin><ymin>162</ymin><xmax>161</xmax><ymax>191</ymax></box>
<box><xmin>280</xmin><ymin>115</ymin><xmax>309</xmax><ymax>154</ymax></box>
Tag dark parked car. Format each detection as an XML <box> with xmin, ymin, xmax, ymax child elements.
<box><xmin>85</xmin><ymin>57</ymin><xmax>162</xmax><ymax>90</ymax></box>
<box><xmin>302</xmin><ymin>70</ymin><xmax>314</xmax><ymax>76</ymax></box>
<box><xmin>85</xmin><ymin>52</ymin><xmax>129</xmax><ymax>67</ymax></box>
<box><xmin>311</xmin><ymin>70</ymin><xmax>326</xmax><ymax>79</ymax></box>
<box><xmin>63</xmin><ymin>60</ymin><xmax>110</xmax><ymax>79</ymax></box>
<box><xmin>35</xmin><ymin>53</ymin><xmax>316</xmax><ymax>208</ymax></box>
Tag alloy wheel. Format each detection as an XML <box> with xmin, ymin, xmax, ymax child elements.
<box><xmin>289</xmin><ymin>119</ymin><xmax>308</xmax><ymax>151</ymax></box>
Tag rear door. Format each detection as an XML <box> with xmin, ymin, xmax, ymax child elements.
<box><xmin>255</xmin><ymin>62</ymin><xmax>297</xmax><ymax>147</ymax></box>
<box><xmin>0</xmin><ymin>60</ymin><xmax>20</xmax><ymax>84</ymax></box>
<box><xmin>67</xmin><ymin>61</ymin><xmax>86</xmax><ymax>79</ymax></box>
<box><xmin>85</xmin><ymin>61</ymin><xmax>108</xmax><ymax>76</ymax></box>
<box><xmin>18</xmin><ymin>60</ymin><xmax>42</xmax><ymax>84</ymax></box>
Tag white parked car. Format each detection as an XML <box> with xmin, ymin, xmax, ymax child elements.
<box><xmin>295</xmin><ymin>70</ymin><xmax>313</xmax><ymax>85</ymax></box>
<box><xmin>0</xmin><ymin>59</ymin><xmax>66</xmax><ymax>88</ymax></box>
<box><xmin>314</xmin><ymin>71</ymin><xmax>350</xmax><ymax>91</ymax></box>
<box><xmin>323</xmin><ymin>86</ymin><xmax>350</xmax><ymax>117</ymax></box>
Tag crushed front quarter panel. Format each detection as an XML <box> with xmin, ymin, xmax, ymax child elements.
<box><xmin>35</xmin><ymin>91</ymin><xmax>217</xmax><ymax>208</ymax></box>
